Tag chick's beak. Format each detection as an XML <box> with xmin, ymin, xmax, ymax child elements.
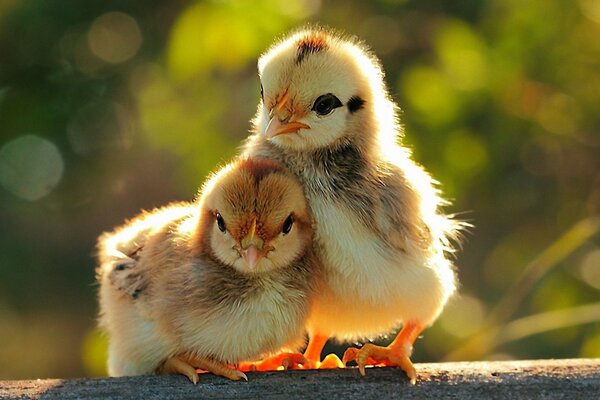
<box><xmin>264</xmin><ymin>90</ymin><xmax>310</xmax><ymax>139</ymax></box>
<box><xmin>265</xmin><ymin>117</ymin><xmax>310</xmax><ymax>140</ymax></box>
<box><xmin>240</xmin><ymin>219</ymin><xmax>264</xmax><ymax>270</ymax></box>
<box><xmin>241</xmin><ymin>245</ymin><xmax>260</xmax><ymax>270</ymax></box>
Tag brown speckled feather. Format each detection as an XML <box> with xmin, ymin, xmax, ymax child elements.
<box><xmin>97</xmin><ymin>159</ymin><xmax>320</xmax><ymax>375</ymax></box>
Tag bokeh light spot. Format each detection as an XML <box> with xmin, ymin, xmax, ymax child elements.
<box><xmin>444</xmin><ymin>130</ymin><xmax>488</xmax><ymax>174</ymax></box>
<box><xmin>167</xmin><ymin>4</ymin><xmax>256</xmax><ymax>81</ymax></box>
<box><xmin>135</xmin><ymin>66</ymin><xmax>238</xmax><ymax>191</ymax></box>
<box><xmin>435</xmin><ymin>20</ymin><xmax>490</xmax><ymax>91</ymax></box>
<box><xmin>167</xmin><ymin>1</ymin><xmax>297</xmax><ymax>82</ymax></box>
<box><xmin>579</xmin><ymin>249</ymin><xmax>600</xmax><ymax>289</ymax></box>
<box><xmin>88</xmin><ymin>12</ymin><xmax>142</xmax><ymax>64</ymax></box>
<box><xmin>0</xmin><ymin>135</ymin><xmax>64</xmax><ymax>201</ymax></box>
<box><xmin>400</xmin><ymin>66</ymin><xmax>461</xmax><ymax>126</ymax></box>
<box><xmin>439</xmin><ymin>294</ymin><xmax>486</xmax><ymax>338</ymax></box>
<box><xmin>536</xmin><ymin>93</ymin><xmax>580</xmax><ymax>136</ymax></box>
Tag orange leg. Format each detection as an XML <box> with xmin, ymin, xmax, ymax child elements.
<box><xmin>389</xmin><ymin>321</ymin><xmax>422</xmax><ymax>352</ymax></box>
<box><xmin>342</xmin><ymin>321</ymin><xmax>424</xmax><ymax>384</ymax></box>
<box><xmin>304</xmin><ymin>334</ymin><xmax>328</xmax><ymax>364</ymax></box>
<box><xmin>304</xmin><ymin>333</ymin><xmax>343</xmax><ymax>369</ymax></box>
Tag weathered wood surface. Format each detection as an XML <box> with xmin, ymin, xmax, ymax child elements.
<box><xmin>1</xmin><ymin>359</ymin><xmax>599</xmax><ymax>399</ymax></box>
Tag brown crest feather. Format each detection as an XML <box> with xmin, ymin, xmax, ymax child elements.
<box><xmin>296</xmin><ymin>33</ymin><xmax>328</xmax><ymax>64</ymax></box>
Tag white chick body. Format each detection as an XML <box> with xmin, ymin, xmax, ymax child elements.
<box><xmin>243</xmin><ymin>28</ymin><xmax>460</xmax><ymax>348</ymax></box>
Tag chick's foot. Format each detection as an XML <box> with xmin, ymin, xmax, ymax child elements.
<box><xmin>158</xmin><ymin>356</ymin><xmax>200</xmax><ymax>384</ymax></box>
<box><xmin>342</xmin><ymin>321</ymin><xmax>423</xmax><ymax>384</ymax></box>
<box><xmin>239</xmin><ymin>352</ymin><xmax>308</xmax><ymax>371</ymax></box>
<box><xmin>343</xmin><ymin>343</ymin><xmax>416</xmax><ymax>383</ymax></box>
<box><xmin>158</xmin><ymin>355</ymin><xmax>247</xmax><ymax>384</ymax></box>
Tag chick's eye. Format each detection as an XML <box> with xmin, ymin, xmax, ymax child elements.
<box><xmin>312</xmin><ymin>93</ymin><xmax>342</xmax><ymax>116</ymax></box>
<box><xmin>216</xmin><ymin>212</ymin><xmax>226</xmax><ymax>233</ymax></box>
<box><xmin>282</xmin><ymin>214</ymin><xmax>294</xmax><ymax>235</ymax></box>
<box><xmin>260</xmin><ymin>84</ymin><xmax>264</xmax><ymax>101</ymax></box>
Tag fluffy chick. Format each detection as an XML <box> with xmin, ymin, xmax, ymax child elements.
<box><xmin>243</xmin><ymin>27</ymin><xmax>462</xmax><ymax>382</ymax></box>
<box><xmin>97</xmin><ymin>159</ymin><xmax>318</xmax><ymax>383</ymax></box>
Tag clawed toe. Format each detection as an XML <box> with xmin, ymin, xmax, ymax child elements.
<box><xmin>342</xmin><ymin>343</ymin><xmax>417</xmax><ymax>384</ymax></box>
<box><xmin>158</xmin><ymin>355</ymin><xmax>247</xmax><ymax>384</ymax></box>
<box><xmin>157</xmin><ymin>356</ymin><xmax>199</xmax><ymax>384</ymax></box>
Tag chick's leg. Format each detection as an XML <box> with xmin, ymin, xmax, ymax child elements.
<box><xmin>304</xmin><ymin>334</ymin><xmax>343</xmax><ymax>369</ymax></box>
<box><xmin>342</xmin><ymin>321</ymin><xmax>423</xmax><ymax>384</ymax></box>
<box><xmin>304</xmin><ymin>333</ymin><xmax>327</xmax><ymax>364</ymax></box>
<box><xmin>158</xmin><ymin>355</ymin><xmax>247</xmax><ymax>384</ymax></box>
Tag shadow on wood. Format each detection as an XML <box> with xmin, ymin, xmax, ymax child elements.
<box><xmin>1</xmin><ymin>359</ymin><xmax>599</xmax><ymax>399</ymax></box>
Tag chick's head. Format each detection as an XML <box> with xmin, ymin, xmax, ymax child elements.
<box><xmin>195</xmin><ymin>159</ymin><xmax>312</xmax><ymax>274</ymax></box>
<box><xmin>254</xmin><ymin>26</ymin><xmax>398</xmax><ymax>152</ymax></box>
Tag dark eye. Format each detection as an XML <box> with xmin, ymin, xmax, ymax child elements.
<box><xmin>312</xmin><ymin>93</ymin><xmax>342</xmax><ymax>116</ymax></box>
<box><xmin>260</xmin><ymin>84</ymin><xmax>264</xmax><ymax>101</ymax></box>
<box><xmin>282</xmin><ymin>214</ymin><xmax>294</xmax><ymax>234</ymax></box>
<box><xmin>216</xmin><ymin>212</ymin><xmax>226</xmax><ymax>233</ymax></box>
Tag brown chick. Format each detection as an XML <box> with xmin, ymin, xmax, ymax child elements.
<box><xmin>243</xmin><ymin>27</ymin><xmax>463</xmax><ymax>382</ymax></box>
<box><xmin>97</xmin><ymin>158</ymin><xmax>318</xmax><ymax>383</ymax></box>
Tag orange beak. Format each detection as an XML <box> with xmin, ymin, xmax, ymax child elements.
<box><xmin>264</xmin><ymin>89</ymin><xmax>310</xmax><ymax>139</ymax></box>
<box><xmin>264</xmin><ymin>118</ymin><xmax>310</xmax><ymax>139</ymax></box>
<box><xmin>240</xmin><ymin>218</ymin><xmax>264</xmax><ymax>270</ymax></box>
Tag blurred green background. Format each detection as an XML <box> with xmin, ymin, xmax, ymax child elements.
<box><xmin>1</xmin><ymin>0</ymin><xmax>599</xmax><ymax>380</ymax></box>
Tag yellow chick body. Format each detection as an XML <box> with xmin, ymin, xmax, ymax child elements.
<box><xmin>243</xmin><ymin>27</ymin><xmax>462</xmax><ymax>381</ymax></box>
<box><xmin>97</xmin><ymin>159</ymin><xmax>318</xmax><ymax>383</ymax></box>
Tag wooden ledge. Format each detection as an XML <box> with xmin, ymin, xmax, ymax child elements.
<box><xmin>1</xmin><ymin>359</ymin><xmax>599</xmax><ymax>399</ymax></box>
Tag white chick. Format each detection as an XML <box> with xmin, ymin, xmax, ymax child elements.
<box><xmin>243</xmin><ymin>27</ymin><xmax>462</xmax><ymax>383</ymax></box>
<box><xmin>97</xmin><ymin>158</ymin><xmax>318</xmax><ymax>383</ymax></box>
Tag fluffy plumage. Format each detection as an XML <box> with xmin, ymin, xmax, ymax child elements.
<box><xmin>97</xmin><ymin>159</ymin><xmax>319</xmax><ymax>382</ymax></box>
<box><xmin>243</xmin><ymin>27</ymin><xmax>462</xmax><ymax>381</ymax></box>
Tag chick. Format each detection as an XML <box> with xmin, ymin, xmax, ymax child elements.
<box><xmin>97</xmin><ymin>158</ymin><xmax>318</xmax><ymax>383</ymax></box>
<box><xmin>243</xmin><ymin>27</ymin><xmax>462</xmax><ymax>382</ymax></box>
